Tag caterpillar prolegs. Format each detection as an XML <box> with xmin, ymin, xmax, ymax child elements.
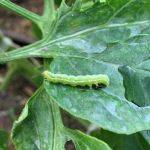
<box><xmin>43</xmin><ymin>71</ymin><xmax>110</xmax><ymax>87</ymax></box>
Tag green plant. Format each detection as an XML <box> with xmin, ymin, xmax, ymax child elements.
<box><xmin>0</xmin><ymin>129</ymin><xmax>8</xmax><ymax>150</ymax></box>
<box><xmin>0</xmin><ymin>31</ymin><xmax>42</xmax><ymax>91</ymax></box>
<box><xmin>0</xmin><ymin>0</ymin><xmax>149</xmax><ymax>149</ymax></box>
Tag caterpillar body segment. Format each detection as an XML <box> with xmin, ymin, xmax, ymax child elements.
<box><xmin>43</xmin><ymin>71</ymin><xmax>110</xmax><ymax>87</ymax></box>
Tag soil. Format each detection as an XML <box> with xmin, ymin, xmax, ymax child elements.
<box><xmin>0</xmin><ymin>1</ymin><xmax>87</xmax><ymax>149</ymax></box>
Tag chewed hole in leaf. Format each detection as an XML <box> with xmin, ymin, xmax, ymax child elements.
<box><xmin>77</xmin><ymin>83</ymin><xmax>107</xmax><ymax>90</ymax></box>
<box><xmin>65</xmin><ymin>140</ymin><xmax>75</xmax><ymax>150</ymax></box>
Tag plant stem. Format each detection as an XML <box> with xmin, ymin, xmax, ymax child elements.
<box><xmin>0</xmin><ymin>39</ymin><xmax>45</xmax><ymax>63</ymax></box>
<box><xmin>0</xmin><ymin>66</ymin><xmax>17</xmax><ymax>91</ymax></box>
<box><xmin>0</xmin><ymin>1</ymin><xmax>43</xmax><ymax>28</ymax></box>
<box><xmin>43</xmin><ymin>0</ymin><xmax>55</xmax><ymax>19</ymax></box>
<box><xmin>42</xmin><ymin>0</ymin><xmax>56</xmax><ymax>37</ymax></box>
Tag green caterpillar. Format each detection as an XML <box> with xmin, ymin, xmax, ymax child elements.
<box><xmin>43</xmin><ymin>71</ymin><xmax>110</xmax><ymax>87</ymax></box>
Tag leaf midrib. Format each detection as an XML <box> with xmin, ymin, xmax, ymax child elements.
<box><xmin>45</xmin><ymin>20</ymin><xmax>150</xmax><ymax>46</ymax></box>
<box><xmin>1</xmin><ymin>19</ymin><xmax>149</xmax><ymax>62</ymax></box>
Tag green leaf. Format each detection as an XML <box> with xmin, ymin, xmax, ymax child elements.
<box><xmin>44</xmin><ymin>57</ymin><xmax>150</xmax><ymax>134</ymax></box>
<box><xmin>12</xmin><ymin>86</ymin><xmax>65</xmax><ymax>150</ymax></box>
<box><xmin>0</xmin><ymin>0</ymin><xmax>149</xmax><ymax>62</ymax></box>
<box><xmin>91</xmin><ymin>129</ymin><xmax>150</xmax><ymax>150</ymax></box>
<box><xmin>119</xmin><ymin>66</ymin><xmax>150</xmax><ymax>107</ymax></box>
<box><xmin>67</xmin><ymin>129</ymin><xmax>111</xmax><ymax>150</ymax></box>
<box><xmin>12</xmin><ymin>86</ymin><xmax>111</xmax><ymax>150</ymax></box>
<box><xmin>141</xmin><ymin>131</ymin><xmax>150</xmax><ymax>144</ymax></box>
<box><xmin>1</xmin><ymin>0</ymin><xmax>150</xmax><ymax>135</ymax></box>
<box><xmin>119</xmin><ymin>66</ymin><xmax>150</xmax><ymax>143</ymax></box>
<box><xmin>0</xmin><ymin>129</ymin><xmax>8</xmax><ymax>150</ymax></box>
<box><xmin>42</xmin><ymin>0</ymin><xmax>150</xmax><ymax>134</ymax></box>
<box><xmin>0</xmin><ymin>31</ymin><xmax>41</xmax><ymax>90</ymax></box>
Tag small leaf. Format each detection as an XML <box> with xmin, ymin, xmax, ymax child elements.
<box><xmin>90</xmin><ymin>129</ymin><xmax>150</xmax><ymax>150</ymax></box>
<box><xmin>12</xmin><ymin>86</ymin><xmax>65</xmax><ymax>150</ymax></box>
<box><xmin>12</xmin><ymin>86</ymin><xmax>111</xmax><ymax>150</ymax></box>
<box><xmin>119</xmin><ymin>66</ymin><xmax>150</xmax><ymax>143</ymax></box>
<box><xmin>66</xmin><ymin>129</ymin><xmax>112</xmax><ymax>150</ymax></box>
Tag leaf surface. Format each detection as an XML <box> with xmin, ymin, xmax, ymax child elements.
<box><xmin>91</xmin><ymin>129</ymin><xmax>150</xmax><ymax>150</ymax></box>
<box><xmin>12</xmin><ymin>86</ymin><xmax>111</xmax><ymax>150</ymax></box>
<box><xmin>43</xmin><ymin>0</ymin><xmax>150</xmax><ymax>134</ymax></box>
